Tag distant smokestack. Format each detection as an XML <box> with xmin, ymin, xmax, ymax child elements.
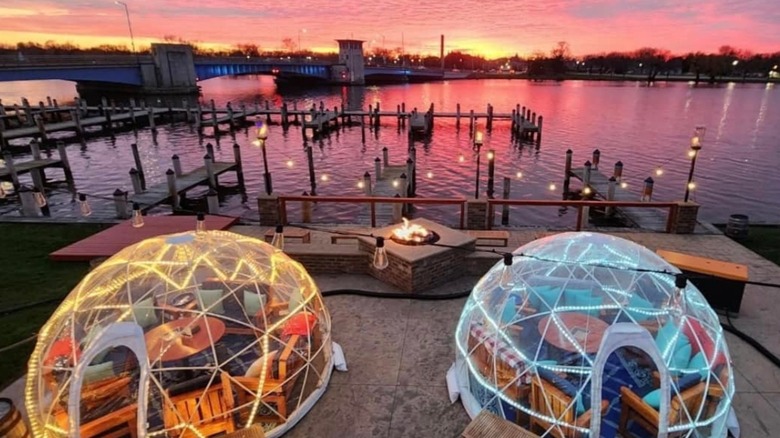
<box><xmin>440</xmin><ymin>35</ymin><xmax>445</xmax><ymax>71</ymax></box>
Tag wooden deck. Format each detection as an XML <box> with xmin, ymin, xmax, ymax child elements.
<box><xmin>131</xmin><ymin>161</ymin><xmax>237</xmax><ymax>210</ymax></box>
<box><xmin>49</xmin><ymin>214</ymin><xmax>239</xmax><ymax>261</ymax></box>
<box><xmin>0</xmin><ymin>158</ymin><xmax>61</xmax><ymax>180</ymax></box>
<box><xmin>1</xmin><ymin>109</ymin><xmax>166</xmax><ymax>140</ymax></box>
<box><xmin>570</xmin><ymin>167</ymin><xmax>670</xmax><ymax>231</ymax></box>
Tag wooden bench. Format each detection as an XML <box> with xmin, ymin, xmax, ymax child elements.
<box><xmin>656</xmin><ymin>249</ymin><xmax>748</xmax><ymax>314</ymax></box>
<box><xmin>467</xmin><ymin>230</ymin><xmax>510</xmax><ymax>247</ymax></box>
<box><xmin>264</xmin><ymin>228</ymin><xmax>311</xmax><ymax>243</ymax></box>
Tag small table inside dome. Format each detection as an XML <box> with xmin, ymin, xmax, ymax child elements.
<box><xmin>538</xmin><ymin>312</ymin><xmax>609</xmax><ymax>354</ymax></box>
<box><xmin>145</xmin><ymin>316</ymin><xmax>226</xmax><ymax>363</ymax></box>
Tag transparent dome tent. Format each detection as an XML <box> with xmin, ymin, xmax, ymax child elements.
<box><xmin>449</xmin><ymin>232</ymin><xmax>734</xmax><ymax>438</ymax></box>
<box><xmin>26</xmin><ymin>230</ymin><xmax>344</xmax><ymax>438</ymax></box>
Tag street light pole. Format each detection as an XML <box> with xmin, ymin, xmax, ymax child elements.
<box><xmin>115</xmin><ymin>1</ymin><xmax>136</xmax><ymax>55</ymax></box>
<box><xmin>254</xmin><ymin>121</ymin><xmax>273</xmax><ymax>195</ymax></box>
<box><xmin>684</xmin><ymin>127</ymin><xmax>705</xmax><ymax>202</ymax></box>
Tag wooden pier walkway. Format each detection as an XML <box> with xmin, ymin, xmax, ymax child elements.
<box><xmin>0</xmin><ymin>158</ymin><xmax>62</xmax><ymax>181</ymax></box>
<box><xmin>131</xmin><ymin>161</ymin><xmax>237</xmax><ymax>211</ymax></box>
<box><xmin>569</xmin><ymin>167</ymin><xmax>670</xmax><ymax>231</ymax></box>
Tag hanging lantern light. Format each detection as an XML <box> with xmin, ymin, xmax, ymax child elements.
<box><xmin>499</xmin><ymin>253</ymin><xmax>514</xmax><ymax>289</ymax></box>
<box><xmin>271</xmin><ymin>224</ymin><xmax>284</xmax><ymax>250</ymax></box>
<box><xmin>655</xmin><ymin>167</ymin><xmax>664</xmax><ymax>176</ymax></box>
<box><xmin>131</xmin><ymin>202</ymin><xmax>144</xmax><ymax>228</ymax></box>
<box><xmin>286</xmin><ymin>158</ymin><xmax>294</xmax><ymax>168</ymax></box>
<box><xmin>515</xmin><ymin>171</ymin><xmax>523</xmax><ymax>179</ymax></box>
<box><xmin>33</xmin><ymin>188</ymin><xmax>47</xmax><ymax>207</ymax></box>
<box><xmin>373</xmin><ymin>236</ymin><xmax>389</xmax><ymax>270</ymax></box>
<box><xmin>458</xmin><ymin>153</ymin><xmax>465</xmax><ymax>163</ymax></box>
<box><xmin>0</xmin><ymin>185</ymin><xmax>5</xmax><ymax>199</ymax></box>
<box><xmin>196</xmin><ymin>212</ymin><xmax>206</xmax><ymax>233</ymax></box>
<box><xmin>665</xmin><ymin>274</ymin><xmax>689</xmax><ymax>325</ymax></box>
<box><xmin>548</xmin><ymin>182</ymin><xmax>557</xmax><ymax>191</ymax></box>
<box><xmin>78</xmin><ymin>193</ymin><xmax>92</xmax><ymax>217</ymax></box>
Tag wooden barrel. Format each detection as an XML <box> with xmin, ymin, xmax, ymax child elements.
<box><xmin>0</xmin><ymin>398</ymin><xmax>30</xmax><ymax>438</ymax></box>
<box><xmin>725</xmin><ymin>214</ymin><xmax>749</xmax><ymax>240</ymax></box>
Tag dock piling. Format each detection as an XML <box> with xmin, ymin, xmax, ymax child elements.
<box><xmin>129</xmin><ymin>168</ymin><xmax>143</xmax><ymax>194</ymax></box>
<box><xmin>392</xmin><ymin>194</ymin><xmax>403</xmax><ymax>223</ymax></box>
<box><xmin>206</xmin><ymin>143</ymin><xmax>215</xmax><ymax>161</ymax></box>
<box><xmin>501</xmin><ymin>177</ymin><xmax>512</xmax><ymax>225</ymax></box>
<box><xmin>166</xmin><ymin>169</ymin><xmax>179</xmax><ymax>209</ymax></box>
<box><xmin>210</xmin><ymin>99</ymin><xmax>218</xmax><ymax>135</ymax></box>
<box><xmin>184</xmin><ymin>99</ymin><xmax>191</xmax><ymax>123</ymax></box>
<box><xmin>363</xmin><ymin>172</ymin><xmax>372</xmax><ymax>196</ymax></box>
<box><xmin>204</xmin><ymin>154</ymin><xmax>216</xmax><ymax>189</ymax></box>
<box><xmin>131</xmin><ymin>143</ymin><xmax>146</xmax><ymax>190</ymax></box>
<box><xmin>2</xmin><ymin>151</ymin><xmax>20</xmax><ymax>190</ymax></box>
<box><xmin>469</xmin><ymin>110</ymin><xmax>475</xmax><ymax>136</ymax></box>
<box><xmin>382</xmin><ymin>147</ymin><xmax>389</xmax><ymax>167</ymax></box>
<box><xmin>172</xmin><ymin>154</ymin><xmax>183</xmax><ymax>177</ymax></box>
<box><xmin>375</xmin><ymin>157</ymin><xmax>382</xmax><ymax>180</ymax></box>
<box><xmin>113</xmin><ymin>189</ymin><xmax>130</xmax><ymax>219</ymax></box>
<box><xmin>583</xmin><ymin>160</ymin><xmax>592</xmax><ymax>188</ymax></box>
<box><xmin>306</xmin><ymin>145</ymin><xmax>317</xmax><ymax>196</ymax></box>
<box><xmin>642</xmin><ymin>177</ymin><xmax>654</xmax><ymax>202</ymax></box>
<box><xmin>207</xmin><ymin>188</ymin><xmax>220</xmax><ymax>214</ymax></box>
<box><xmin>226</xmin><ymin>102</ymin><xmax>235</xmax><ymax>130</ymax></box>
<box><xmin>19</xmin><ymin>186</ymin><xmax>40</xmax><ymax>217</ymax></box>
<box><xmin>265</xmin><ymin>101</ymin><xmax>271</xmax><ymax>125</ymax></box>
<box><xmin>148</xmin><ymin>106</ymin><xmax>156</xmax><ymax>131</ymax></box>
<box><xmin>56</xmin><ymin>141</ymin><xmax>76</xmax><ymax>197</ymax></box>
<box><xmin>613</xmin><ymin>161</ymin><xmax>623</xmax><ymax>181</ymax></box>
<box><xmin>564</xmin><ymin>149</ymin><xmax>573</xmax><ymax>196</ymax></box>
<box><xmin>34</xmin><ymin>115</ymin><xmax>48</xmax><ymax>144</ymax></box>
<box><xmin>592</xmin><ymin>149</ymin><xmax>601</xmax><ymax>170</ymax></box>
<box><xmin>233</xmin><ymin>143</ymin><xmax>245</xmax><ymax>190</ymax></box>
<box><xmin>487</xmin><ymin>149</ymin><xmax>496</xmax><ymax>198</ymax></box>
<box><xmin>22</xmin><ymin>98</ymin><xmax>33</xmax><ymax>126</ymax></box>
<box><xmin>606</xmin><ymin>176</ymin><xmax>617</xmax><ymax>216</ymax></box>
<box><xmin>301</xmin><ymin>191</ymin><xmax>312</xmax><ymax>222</ymax></box>
<box><xmin>456</xmin><ymin>103</ymin><xmax>461</xmax><ymax>129</ymax></box>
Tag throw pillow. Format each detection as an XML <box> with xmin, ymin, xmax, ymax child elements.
<box><xmin>529</xmin><ymin>285</ymin><xmax>561</xmax><ymax>309</ymax></box>
<box><xmin>82</xmin><ymin>361</ymin><xmax>116</xmax><ymax>385</ymax></box>
<box><xmin>625</xmin><ymin>294</ymin><xmax>653</xmax><ymax>322</ymax></box>
<box><xmin>567</xmin><ymin>291</ymin><xmax>602</xmax><ymax>316</ymax></box>
<box><xmin>642</xmin><ymin>388</ymin><xmax>661</xmax><ymax>409</ymax></box>
<box><xmin>687</xmin><ymin>352</ymin><xmax>709</xmax><ymax>378</ymax></box>
<box><xmin>132</xmin><ymin>297</ymin><xmax>158</xmax><ymax>328</ymax></box>
<box><xmin>244</xmin><ymin>350</ymin><xmax>280</xmax><ymax>378</ymax></box>
<box><xmin>500</xmin><ymin>297</ymin><xmax>516</xmax><ymax>325</ymax></box>
<box><xmin>243</xmin><ymin>290</ymin><xmax>267</xmax><ymax>317</ymax></box>
<box><xmin>197</xmin><ymin>289</ymin><xmax>225</xmax><ymax>314</ymax></box>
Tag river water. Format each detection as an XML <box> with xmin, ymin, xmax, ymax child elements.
<box><xmin>1</xmin><ymin>77</ymin><xmax>778</xmax><ymax>227</ymax></box>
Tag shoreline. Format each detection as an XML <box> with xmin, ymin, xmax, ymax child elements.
<box><xmin>460</xmin><ymin>72</ymin><xmax>780</xmax><ymax>84</ymax></box>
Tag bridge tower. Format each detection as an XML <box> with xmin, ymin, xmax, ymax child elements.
<box><xmin>336</xmin><ymin>39</ymin><xmax>365</xmax><ymax>85</ymax></box>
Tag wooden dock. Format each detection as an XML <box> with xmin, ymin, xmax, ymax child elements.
<box><xmin>569</xmin><ymin>167</ymin><xmax>670</xmax><ymax>231</ymax></box>
<box><xmin>0</xmin><ymin>158</ymin><xmax>62</xmax><ymax>181</ymax></box>
<box><xmin>131</xmin><ymin>161</ymin><xmax>238</xmax><ymax>211</ymax></box>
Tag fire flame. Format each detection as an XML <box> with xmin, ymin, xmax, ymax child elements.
<box><xmin>392</xmin><ymin>218</ymin><xmax>431</xmax><ymax>243</ymax></box>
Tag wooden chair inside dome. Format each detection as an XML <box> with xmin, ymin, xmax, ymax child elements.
<box><xmin>162</xmin><ymin>371</ymin><xmax>236</xmax><ymax>438</ymax></box>
<box><xmin>529</xmin><ymin>374</ymin><xmax>609</xmax><ymax>438</ymax></box>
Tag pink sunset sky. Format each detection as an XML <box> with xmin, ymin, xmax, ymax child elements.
<box><xmin>1</xmin><ymin>0</ymin><xmax>778</xmax><ymax>58</ymax></box>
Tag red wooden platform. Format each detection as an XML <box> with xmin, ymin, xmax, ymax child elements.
<box><xmin>49</xmin><ymin>215</ymin><xmax>239</xmax><ymax>261</ymax></box>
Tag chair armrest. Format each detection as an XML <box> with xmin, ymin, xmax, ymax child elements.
<box><xmin>575</xmin><ymin>399</ymin><xmax>608</xmax><ymax>428</ymax></box>
<box><xmin>278</xmin><ymin>334</ymin><xmax>301</xmax><ymax>379</ymax></box>
<box><xmin>620</xmin><ymin>386</ymin><xmax>659</xmax><ymax>425</ymax></box>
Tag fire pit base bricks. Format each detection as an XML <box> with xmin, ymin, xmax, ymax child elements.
<box><xmin>359</xmin><ymin>218</ymin><xmax>477</xmax><ymax>292</ymax></box>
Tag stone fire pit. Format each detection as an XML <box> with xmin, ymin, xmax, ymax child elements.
<box><xmin>358</xmin><ymin>218</ymin><xmax>476</xmax><ymax>292</ymax></box>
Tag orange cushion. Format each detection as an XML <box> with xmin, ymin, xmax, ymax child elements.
<box><xmin>282</xmin><ymin>312</ymin><xmax>318</xmax><ymax>336</ymax></box>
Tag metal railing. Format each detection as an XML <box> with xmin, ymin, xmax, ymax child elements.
<box><xmin>276</xmin><ymin>195</ymin><xmax>682</xmax><ymax>232</ymax></box>
<box><xmin>0</xmin><ymin>54</ymin><xmax>151</xmax><ymax>67</ymax></box>
<box><xmin>277</xmin><ymin>195</ymin><xmax>467</xmax><ymax>229</ymax></box>
<box><xmin>486</xmin><ymin>199</ymin><xmax>680</xmax><ymax>232</ymax></box>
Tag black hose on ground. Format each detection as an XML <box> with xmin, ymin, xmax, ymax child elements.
<box><xmin>721</xmin><ymin>313</ymin><xmax>780</xmax><ymax>368</ymax></box>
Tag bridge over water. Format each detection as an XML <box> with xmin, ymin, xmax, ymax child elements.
<box><xmin>0</xmin><ymin>43</ymin><xmax>445</xmax><ymax>95</ymax></box>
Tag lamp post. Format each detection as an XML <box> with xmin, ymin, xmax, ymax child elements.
<box><xmin>473</xmin><ymin>130</ymin><xmax>484</xmax><ymax>199</ymax></box>
<box><xmin>684</xmin><ymin>126</ymin><xmax>705</xmax><ymax>203</ymax></box>
<box><xmin>253</xmin><ymin>121</ymin><xmax>273</xmax><ymax>195</ymax></box>
<box><xmin>114</xmin><ymin>1</ymin><xmax>136</xmax><ymax>56</ymax></box>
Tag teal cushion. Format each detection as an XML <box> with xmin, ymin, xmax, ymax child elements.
<box><xmin>243</xmin><ymin>290</ymin><xmax>266</xmax><ymax>316</ymax></box>
<box><xmin>198</xmin><ymin>289</ymin><xmax>225</xmax><ymax>314</ymax></box>
<box><xmin>529</xmin><ymin>285</ymin><xmax>561</xmax><ymax>309</ymax></box>
<box><xmin>643</xmin><ymin>388</ymin><xmax>661</xmax><ymax>409</ymax></box>
<box><xmin>672</xmin><ymin>343</ymin><xmax>693</xmax><ymax>370</ymax></box>
<box><xmin>132</xmin><ymin>297</ymin><xmax>158</xmax><ymax>328</ymax></box>
<box><xmin>567</xmin><ymin>291</ymin><xmax>602</xmax><ymax>316</ymax></box>
<box><xmin>688</xmin><ymin>351</ymin><xmax>709</xmax><ymax>378</ymax></box>
<box><xmin>563</xmin><ymin>288</ymin><xmax>593</xmax><ymax>308</ymax></box>
<box><xmin>500</xmin><ymin>297</ymin><xmax>516</xmax><ymax>325</ymax></box>
<box><xmin>655</xmin><ymin>321</ymin><xmax>690</xmax><ymax>356</ymax></box>
<box><xmin>82</xmin><ymin>361</ymin><xmax>116</xmax><ymax>385</ymax></box>
<box><xmin>625</xmin><ymin>294</ymin><xmax>653</xmax><ymax>322</ymax></box>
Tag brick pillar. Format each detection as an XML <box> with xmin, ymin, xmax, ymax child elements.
<box><xmin>257</xmin><ymin>194</ymin><xmax>280</xmax><ymax>226</ymax></box>
<box><xmin>670</xmin><ymin>202</ymin><xmax>699</xmax><ymax>234</ymax></box>
<box><xmin>466</xmin><ymin>198</ymin><xmax>489</xmax><ymax>230</ymax></box>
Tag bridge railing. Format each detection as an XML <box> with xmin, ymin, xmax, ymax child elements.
<box><xmin>193</xmin><ymin>56</ymin><xmax>331</xmax><ymax>66</ymax></box>
<box><xmin>0</xmin><ymin>53</ymin><xmax>153</xmax><ymax>67</ymax></box>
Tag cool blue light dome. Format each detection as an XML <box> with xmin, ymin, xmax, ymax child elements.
<box><xmin>453</xmin><ymin>232</ymin><xmax>733</xmax><ymax>437</ymax></box>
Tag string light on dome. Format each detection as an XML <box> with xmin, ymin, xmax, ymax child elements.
<box><xmin>372</xmin><ymin>236</ymin><xmax>389</xmax><ymax>270</ymax></box>
<box><xmin>78</xmin><ymin>193</ymin><xmax>92</xmax><ymax>217</ymax></box>
<box><xmin>271</xmin><ymin>224</ymin><xmax>284</xmax><ymax>250</ymax></box>
<box><xmin>196</xmin><ymin>212</ymin><xmax>206</xmax><ymax>233</ymax></box>
<box><xmin>131</xmin><ymin>202</ymin><xmax>144</xmax><ymax>228</ymax></box>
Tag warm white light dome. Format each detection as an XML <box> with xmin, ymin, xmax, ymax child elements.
<box><xmin>26</xmin><ymin>230</ymin><xmax>332</xmax><ymax>437</ymax></box>
<box><xmin>454</xmin><ymin>232</ymin><xmax>733</xmax><ymax>437</ymax></box>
